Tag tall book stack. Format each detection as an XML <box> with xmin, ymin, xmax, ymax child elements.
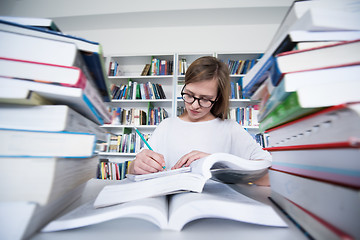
<box><xmin>242</xmin><ymin>1</ymin><xmax>360</xmax><ymax>239</ymax></box>
<box><xmin>0</xmin><ymin>16</ymin><xmax>111</xmax><ymax>240</ymax></box>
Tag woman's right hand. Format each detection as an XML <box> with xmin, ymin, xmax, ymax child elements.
<box><xmin>128</xmin><ymin>149</ymin><xmax>165</xmax><ymax>175</ymax></box>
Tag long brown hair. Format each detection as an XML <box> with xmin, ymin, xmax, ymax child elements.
<box><xmin>185</xmin><ymin>56</ymin><xmax>230</xmax><ymax>119</ymax></box>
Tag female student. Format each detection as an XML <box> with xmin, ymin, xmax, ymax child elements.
<box><xmin>128</xmin><ymin>56</ymin><xmax>271</xmax><ymax>184</ymax></box>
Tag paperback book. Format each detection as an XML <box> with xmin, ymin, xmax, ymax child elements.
<box><xmin>42</xmin><ymin>180</ymin><xmax>287</xmax><ymax>232</ymax></box>
<box><xmin>93</xmin><ymin>153</ymin><xmax>271</xmax><ymax>207</ymax></box>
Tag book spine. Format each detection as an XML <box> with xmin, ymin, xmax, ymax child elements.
<box><xmin>81</xmin><ymin>72</ymin><xmax>111</xmax><ymax>123</ymax></box>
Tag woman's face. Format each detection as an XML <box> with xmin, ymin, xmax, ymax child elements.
<box><xmin>182</xmin><ymin>78</ymin><xmax>218</xmax><ymax>122</ymax></box>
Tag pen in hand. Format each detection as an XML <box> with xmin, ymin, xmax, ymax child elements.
<box><xmin>133</xmin><ymin>126</ymin><xmax>166</xmax><ymax>170</ymax></box>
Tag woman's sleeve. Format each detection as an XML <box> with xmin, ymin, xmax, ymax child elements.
<box><xmin>230</xmin><ymin>122</ymin><xmax>272</xmax><ymax>161</ymax></box>
<box><xmin>146</xmin><ymin>118</ymin><xmax>169</xmax><ymax>153</ymax></box>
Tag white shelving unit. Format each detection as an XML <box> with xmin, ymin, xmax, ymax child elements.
<box><xmin>101</xmin><ymin>52</ymin><xmax>262</xmax><ymax>161</ymax></box>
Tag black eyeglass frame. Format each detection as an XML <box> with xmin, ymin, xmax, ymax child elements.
<box><xmin>180</xmin><ymin>85</ymin><xmax>218</xmax><ymax>108</ymax></box>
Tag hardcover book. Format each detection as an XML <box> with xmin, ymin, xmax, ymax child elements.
<box><xmin>0</xmin><ymin>87</ymin><xmax>51</xmax><ymax>106</ymax></box>
<box><xmin>0</xmin><ymin>105</ymin><xmax>108</xmax><ymax>142</ymax></box>
<box><xmin>269</xmin><ymin>169</ymin><xmax>360</xmax><ymax>238</ymax></box>
<box><xmin>0</xmin><ymin>18</ymin><xmax>111</xmax><ymax>101</ymax></box>
<box><xmin>264</xmin><ymin>103</ymin><xmax>360</xmax><ymax>147</ymax></box>
<box><xmin>0</xmin><ymin>128</ymin><xmax>96</xmax><ymax>158</ymax></box>
<box><xmin>0</xmin><ymin>156</ymin><xmax>98</xmax><ymax>205</ymax></box>
<box><xmin>272</xmin><ymin>39</ymin><xmax>360</xmax><ymax>83</ymax></box>
<box><xmin>257</xmin><ymin>64</ymin><xmax>360</xmax><ymax>122</ymax></box>
<box><xmin>0</xmin><ymin>57</ymin><xmax>111</xmax><ymax>123</ymax></box>
<box><xmin>258</xmin><ymin>81</ymin><xmax>360</xmax><ymax>131</ymax></box>
<box><xmin>1</xmin><ymin>77</ymin><xmax>106</xmax><ymax>125</ymax></box>
<box><xmin>265</xmin><ymin>141</ymin><xmax>360</xmax><ymax>188</ymax></box>
<box><xmin>270</xmin><ymin>191</ymin><xmax>354</xmax><ymax>240</ymax></box>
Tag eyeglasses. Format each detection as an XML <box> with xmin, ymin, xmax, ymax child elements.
<box><xmin>180</xmin><ymin>85</ymin><xmax>217</xmax><ymax>108</ymax></box>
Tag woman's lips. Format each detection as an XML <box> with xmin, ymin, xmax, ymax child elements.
<box><xmin>189</xmin><ymin>109</ymin><xmax>200</xmax><ymax>115</ymax></box>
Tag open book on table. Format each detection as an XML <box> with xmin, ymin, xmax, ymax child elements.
<box><xmin>95</xmin><ymin>153</ymin><xmax>271</xmax><ymax>207</ymax></box>
<box><xmin>42</xmin><ymin>180</ymin><xmax>287</xmax><ymax>232</ymax></box>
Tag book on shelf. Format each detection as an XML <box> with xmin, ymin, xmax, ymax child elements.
<box><xmin>0</xmin><ymin>87</ymin><xmax>51</xmax><ymax>106</ymax></box>
<box><xmin>93</xmin><ymin>153</ymin><xmax>271</xmax><ymax>207</ymax></box>
<box><xmin>0</xmin><ymin>18</ymin><xmax>111</xmax><ymax>101</ymax></box>
<box><xmin>258</xmin><ymin>80</ymin><xmax>360</xmax><ymax>131</ymax></box>
<box><xmin>269</xmin><ymin>169</ymin><xmax>360</xmax><ymax>239</ymax></box>
<box><xmin>111</xmin><ymin>81</ymin><xmax>166</xmax><ymax>100</ymax></box>
<box><xmin>97</xmin><ymin>159</ymin><xmax>131</xmax><ymax>180</ymax></box>
<box><xmin>140</xmin><ymin>63</ymin><xmax>150</xmax><ymax>76</ymax></box>
<box><xmin>109</xmin><ymin>60</ymin><xmax>120</xmax><ymax>76</ymax></box>
<box><xmin>0</xmin><ymin>155</ymin><xmax>98</xmax><ymax>205</ymax></box>
<box><xmin>1</xmin><ymin>77</ymin><xmax>108</xmax><ymax>125</ymax></box>
<box><xmin>264</xmin><ymin>103</ymin><xmax>360</xmax><ymax>147</ymax></box>
<box><xmin>42</xmin><ymin>180</ymin><xmax>287</xmax><ymax>232</ymax></box>
<box><xmin>148</xmin><ymin>106</ymin><xmax>169</xmax><ymax>125</ymax></box>
<box><xmin>0</xmin><ymin>16</ymin><xmax>62</xmax><ymax>32</ymax></box>
<box><xmin>226</xmin><ymin>59</ymin><xmax>258</xmax><ymax>75</ymax></box>
<box><xmin>0</xmin><ymin>57</ymin><xmax>111</xmax><ymax>124</ymax></box>
<box><xmin>109</xmin><ymin>107</ymin><xmax>147</xmax><ymax>126</ymax></box>
<box><xmin>0</xmin><ymin>105</ymin><xmax>108</xmax><ymax>142</ymax></box>
<box><xmin>149</xmin><ymin>57</ymin><xmax>173</xmax><ymax>76</ymax></box>
<box><xmin>265</xmin><ymin>140</ymin><xmax>360</xmax><ymax>188</ymax></box>
<box><xmin>230</xmin><ymin>80</ymin><xmax>243</xmax><ymax>99</ymax></box>
<box><xmin>228</xmin><ymin>106</ymin><xmax>259</xmax><ymax>127</ymax></box>
<box><xmin>0</xmin><ymin>128</ymin><xmax>96</xmax><ymax>158</ymax></box>
<box><xmin>257</xmin><ymin>63</ymin><xmax>360</xmax><ymax>122</ymax></box>
<box><xmin>104</xmin><ymin>130</ymin><xmax>149</xmax><ymax>154</ymax></box>
<box><xmin>179</xmin><ymin>58</ymin><xmax>187</xmax><ymax>75</ymax></box>
<box><xmin>270</xmin><ymin>191</ymin><xmax>354</xmax><ymax>240</ymax></box>
<box><xmin>254</xmin><ymin>132</ymin><xmax>268</xmax><ymax>148</ymax></box>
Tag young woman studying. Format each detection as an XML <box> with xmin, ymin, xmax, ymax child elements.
<box><xmin>128</xmin><ymin>56</ymin><xmax>271</xmax><ymax>184</ymax></box>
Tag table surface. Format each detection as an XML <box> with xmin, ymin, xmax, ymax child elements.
<box><xmin>30</xmin><ymin>179</ymin><xmax>309</xmax><ymax>240</ymax></box>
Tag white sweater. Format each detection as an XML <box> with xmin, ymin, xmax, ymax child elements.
<box><xmin>148</xmin><ymin>117</ymin><xmax>272</xmax><ymax>169</ymax></box>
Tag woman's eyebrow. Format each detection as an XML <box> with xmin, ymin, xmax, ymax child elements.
<box><xmin>183</xmin><ymin>89</ymin><xmax>215</xmax><ymax>99</ymax></box>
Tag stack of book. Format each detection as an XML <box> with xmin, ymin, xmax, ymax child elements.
<box><xmin>0</xmin><ymin>16</ymin><xmax>111</xmax><ymax>240</ymax></box>
<box><xmin>242</xmin><ymin>1</ymin><xmax>360</xmax><ymax>239</ymax></box>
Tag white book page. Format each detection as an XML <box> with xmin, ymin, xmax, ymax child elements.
<box><xmin>42</xmin><ymin>196</ymin><xmax>168</xmax><ymax>232</ymax></box>
<box><xmin>94</xmin><ymin>174</ymin><xmax>205</xmax><ymax>207</ymax></box>
<box><xmin>167</xmin><ymin>180</ymin><xmax>287</xmax><ymax>231</ymax></box>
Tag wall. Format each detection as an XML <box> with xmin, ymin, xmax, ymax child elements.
<box><xmin>66</xmin><ymin>24</ymin><xmax>279</xmax><ymax>56</ymax></box>
<box><xmin>0</xmin><ymin>0</ymin><xmax>293</xmax><ymax>56</ymax></box>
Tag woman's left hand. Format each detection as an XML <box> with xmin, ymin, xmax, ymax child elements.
<box><xmin>172</xmin><ymin>150</ymin><xmax>210</xmax><ymax>170</ymax></box>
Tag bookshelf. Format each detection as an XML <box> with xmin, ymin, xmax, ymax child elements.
<box><xmin>101</xmin><ymin>52</ymin><xmax>262</xmax><ymax>161</ymax></box>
